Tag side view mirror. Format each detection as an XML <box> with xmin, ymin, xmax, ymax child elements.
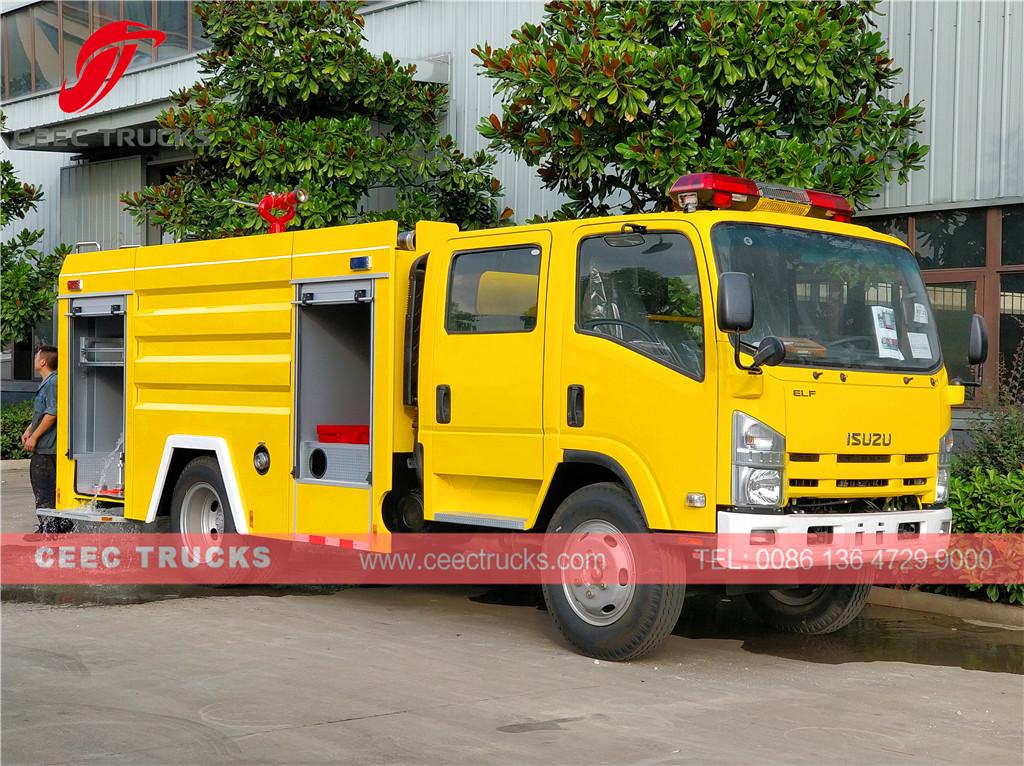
<box><xmin>717</xmin><ymin>272</ymin><xmax>754</xmax><ymax>333</ymax></box>
<box><xmin>956</xmin><ymin>314</ymin><xmax>989</xmax><ymax>390</ymax></box>
<box><xmin>968</xmin><ymin>313</ymin><xmax>988</xmax><ymax>365</ymax></box>
<box><xmin>753</xmin><ymin>336</ymin><xmax>787</xmax><ymax>367</ymax></box>
<box><xmin>718</xmin><ymin>272</ymin><xmax>772</xmax><ymax>374</ymax></box>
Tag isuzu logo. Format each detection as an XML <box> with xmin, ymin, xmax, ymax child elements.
<box><xmin>846</xmin><ymin>432</ymin><xmax>892</xmax><ymax>447</ymax></box>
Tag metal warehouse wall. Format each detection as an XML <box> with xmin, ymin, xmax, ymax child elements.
<box><xmin>361</xmin><ymin>0</ymin><xmax>566</xmax><ymax>221</ymax></box>
<box><xmin>59</xmin><ymin>157</ymin><xmax>145</xmax><ymax>250</ymax></box>
<box><xmin>867</xmin><ymin>0</ymin><xmax>1023</xmax><ymax>212</ymax></box>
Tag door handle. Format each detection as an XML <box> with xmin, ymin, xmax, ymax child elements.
<box><xmin>567</xmin><ymin>384</ymin><xmax>585</xmax><ymax>428</ymax></box>
<box><xmin>436</xmin><ymin>384</ymin><xmax>452</xmax><ymax>424</ymax></box>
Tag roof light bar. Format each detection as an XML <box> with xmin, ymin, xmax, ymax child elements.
<box><xmin>806</xmin><ymin>189</ymin><xmax>853</xmax><ymax>223</ymax></box>
<box><xmin>669</xmin><ymin>172</ymin><xmax>853</xmax><ymax>223</ymax></box>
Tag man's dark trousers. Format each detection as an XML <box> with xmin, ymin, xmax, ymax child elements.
<box><xmin>30</xmin><ymin>452</ymin><xmax>57</xmax><ymax>509</ymax></box>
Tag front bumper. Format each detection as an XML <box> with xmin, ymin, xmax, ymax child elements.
<box><xmin>718</xmin><ymin>506</ymin><xmax>952</xmax><ymax>537</ymax></box>
<box><xmin>714</xmin><ymin>506</ymin><xmax>952</xmax><ymax>570</ymax></box>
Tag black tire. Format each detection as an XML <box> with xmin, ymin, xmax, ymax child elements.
<box><xmin>745</xmin><ymin>584</ymin><xmax>871</xmax><ymax>634</ymax></box>
<box><xmin>541</xmin><ymin>482</ymin><xmax>685</xmax><ymax>661</ymax></box>
<box><xmin>170</xmin><ymin>456</ymin><xmax>237</xmax><ymax>543</ymax></box>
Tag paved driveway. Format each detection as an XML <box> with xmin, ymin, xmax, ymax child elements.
<box><xmin>2</xmin><ymin>464</ymin><xmax>1021</xmax><ymax>765</ymax></box>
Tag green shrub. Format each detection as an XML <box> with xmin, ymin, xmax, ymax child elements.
<box><xmin>942</xmin><ymin>467</ymin><xmax>1024</xmax><ymax>606</ymax></box>
<box><xmin>953</xmin><ymin>406</ymin><xmax>1024</xmax><ymax>478</ymax></box>
<box><xmin>949</xmin><ymin>468</ymin><xmax>1024</xmax><ymax>533</ymax></box>
<box><xmin>1</xmin><ymin>400</ymin><xmax>33</xmax><ymax>460</ymax></box>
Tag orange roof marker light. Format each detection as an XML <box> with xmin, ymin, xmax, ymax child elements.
<box><xmin>668</xmin><ymin>172</ymin><xmax>853</xmax><ymax>223</ymax></box>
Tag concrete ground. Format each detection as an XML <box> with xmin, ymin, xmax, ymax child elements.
<box><xmin>2</xmin><ymin>464</ymin><xmax>1023</xmax><ymax>765</ymax></box>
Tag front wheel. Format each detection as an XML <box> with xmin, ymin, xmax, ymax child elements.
<box><xmin>541</xmin><ymin>483</ymin><xmax>685</xmax><ymax>661</ymax></box>
<box><xmin>745</xmin><ymin>584</ymin><xmax>871</xmax><ymax>634</ymax></box>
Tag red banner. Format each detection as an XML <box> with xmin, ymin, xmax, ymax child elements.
<box><xmin>2</xmin><ymin>533</ymin><xmax>1021</xmax><ymax>586</ymax></box>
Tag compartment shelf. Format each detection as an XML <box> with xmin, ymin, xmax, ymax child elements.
<box><xmin>79</xmin><ymin>337</ymin><xmax>125</xmax><ymax>367</ymax></box>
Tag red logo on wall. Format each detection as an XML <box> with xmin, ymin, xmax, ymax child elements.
<box><xmin>58</xmin><ymin>21</ymin><xmax>166</xmax><ymax>114</ymax></box>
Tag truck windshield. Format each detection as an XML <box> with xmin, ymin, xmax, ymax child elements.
<box><xmin>711</xmin><ymin>223</ymin><xmax>941</xmax><ymax>373</ymax></box>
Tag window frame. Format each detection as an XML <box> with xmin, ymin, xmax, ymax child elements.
<box><xmin>575</xmin><ymin>228</ymin><xmax>707</xmax><ymax>383</ymax></box>
<box><xmin>444</xmin><ymin>243</ymin><xmax>544</xmax><ymax>336</ymax></box>
<box><xmin>858</xmin><ymin>205</ymin><xmax>1024</xmax><ymax>404</ymax></box>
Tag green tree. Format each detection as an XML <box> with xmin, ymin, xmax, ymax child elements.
<box><xmin>1</xmin><ymin>113</ymin><xmax>69</xmax><ymax>347</ymax></box>
<box><xmin>474</xmin><ymin>0</ymin><xmax>927</xmax><ymax>219</ymax></box>
<box><xmin>123</xmin><ymin>0</ymin><xmax>512</xmax><ymax>239</ymax></box>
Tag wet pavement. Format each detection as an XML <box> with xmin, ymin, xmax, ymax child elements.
<box><xmin>677</xmin><ymin>595</ymin><xmax>1023</xmax><ymax>675</ymax></box>
<box><xmin>472</xmin><ymin>586</ymin><xmax>1023</xmax><ymax>675</ymax></box>
<box><xmin>3</xmin><ymin>584</ymin><xmax>1022</xmax><ymax>765</ymax></box>
<box><xmin>3</xmin><ymin>466</ymin><xmax>1023</xmax><ymax>763</ymax></box>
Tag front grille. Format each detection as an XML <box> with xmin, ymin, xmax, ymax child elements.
<box><xmin>786</xmin><ymin>453</ymin><xmax>934</xmax><ymax>499</ymax></box>
<box><xmin>837</xmin><ymin>454</ymin><xmax>891</xmax><ymax>463</ymax></box>
<box><xmin>790</xmin><ymin>479</ymin><xmax>819</xmax><ymax>488</ymax></box>
<box><xmin>784</xmin><ymin>495</ymin><xmax>923</xmax><ymax>513</ymax></box>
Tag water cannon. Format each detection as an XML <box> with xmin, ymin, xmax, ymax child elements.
<box><xmin>232</xmin><ymin>188</ymin><xmax>309</xmax><ymax>233</ymax></box>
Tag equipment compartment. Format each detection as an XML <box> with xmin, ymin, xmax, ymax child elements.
<box><xmin>69</xmin><ymin>301</ymin><xmax>126</xmax><ymax>497</ymax></box>
<box><xmin>295</xmin><ymin>282</ymin><xmax>373</xmax><ymax>486</ymax></box>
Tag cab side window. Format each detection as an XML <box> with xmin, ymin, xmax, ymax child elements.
<box><xmin>446</xmin><ymin>246</ymin><xmax>541</xmax><ymax>333</ymax></box>
<box><xmin>578</xmin><ymin>231</ymin><xmax>704</xmax><ymax>379</ymax></box>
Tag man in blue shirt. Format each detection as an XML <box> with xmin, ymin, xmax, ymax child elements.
<box><xmin>23</xmin><ymin>346</ymin><xmax>59</xmax><ymax>523</ymax></box>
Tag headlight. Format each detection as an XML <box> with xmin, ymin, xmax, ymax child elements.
<box><xmin>736</xmin><ymin>467</ymin><xmax>783</xmax><ymax>506</ymax></box>
<box><xmin>936</xmin><ymin>428</ymin><xmax>953</xmax><ymax>504</ymax></box>
<box><xmin>935</xmin><ymin>468</ymin><xmax>950</xmax><ymax>504</ymax></box>
<box><xmin>732</xmin><ymin>412</ymin><xmax>785</xmax><ymax>507</ymax></box>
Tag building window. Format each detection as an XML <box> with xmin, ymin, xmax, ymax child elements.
<box><xmin>926</xmin><ymin>282</ymin><xmax>978</xmax><ymax>386</ymax></box>
<box><xmin>861</xmin><ymin>205</ymin><xmax>1024</xmax><ymax>405</ymax></box>
<box><xmin>1</xmin><ymin>0</ymin><xmax>211</xmax><ymax>100</ymax></box>
<box><xmin>1002</xmin><ymin>205</ymin><xmax>1024</xmax><ymax>267</ymax></box>
<box><xmin>1</xmin><ymin>313</ymin><xmax>56</xmax><ymax>383</ymax></box>
<box><xmin>999</xmin><ymin>273</ymin><xmax>1024</xmax><ymax>400</ymax></box>
<box><xmin>913</xmin><ymin>208</ymin><xmax>986</xmax><ymax>270</ymax></box>
<box><xmin>62</xmin><ymin>1</ymin><xmax>89</xmax><ymax>84</ymax></box>
<box><xmin>864</xmin><ymin>214</ymin><xmax>908</xmax><ymax>244</ymax></box>
<box><xmin>3</xmin><ymin>11</ymin><xmax>33</xmax><ymax>99</ymax></box>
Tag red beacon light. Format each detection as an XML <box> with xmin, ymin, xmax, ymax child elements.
<box><xmin>669</xmin><ymin>172</ymin><xmax>852</xmax><ymax>223</ymax></box>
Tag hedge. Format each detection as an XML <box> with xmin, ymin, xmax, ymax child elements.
<box><xmin>1</xmin><ymin>400</ymin><xmax>33</xmax><ymax>460</ymax></box>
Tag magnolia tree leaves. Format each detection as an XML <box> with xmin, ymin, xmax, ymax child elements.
<box><xmin>123</xmin><ymin>0</ymin><xmax>511</xmax><ymax>239</ymax></box>
<box><xmin>474</xmin><ymin>0</ymin><xmax>928</xmax><ymax>219</ymax></box>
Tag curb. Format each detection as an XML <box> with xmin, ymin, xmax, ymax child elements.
<box><xmin>869</xmin><ymin>586</ymin><xmax>1024</xmax><ymax>626</ymax></box>
<box><xmin>1</xmin><ymin>459</ymin><xmax>31</xmax><ymax>471</ymax></box>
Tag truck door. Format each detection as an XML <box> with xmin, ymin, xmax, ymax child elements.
<box><xmin>419</xmin><ymin>233</ymin><xmax>551</xmax><ymax>529</ymax></box>
<box><xmin>68</xmin><ymin>295</ymin><xmax>127</xmax><ymax>500</ymax></box>
<box><xmin>293</xmin><ymin>277</ymin><xmax>376</xmax><ymax>536</ymax></box>
<box><xmin>560</xmin><ymin>222</ymin><xmax>718</xmax><ymax>532</ymax></box>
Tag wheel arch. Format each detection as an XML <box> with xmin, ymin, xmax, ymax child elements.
<box><xmin>146</xmin><ymin>435</ymin><xmax>249</xmax><ymax>533</ymax></box>
<box><xmin>533</xmin><ymin>450</ymin><xmax>660</xmax><ymax>531</ymax></box>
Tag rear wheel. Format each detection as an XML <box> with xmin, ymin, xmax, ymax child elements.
<box><xmin>541</xmin><ymin>483</ymin><xmax>685</xmax><ymax>661</ymax></box>
<box><xmin>170</xmin><ymin>456</ymin><xmax>236</xmax><ymax>546</ymax></box>
<box><xmin>745</xmin><ymin>584</ymin><xmax>871</xmax><ymax>634</ymax></box>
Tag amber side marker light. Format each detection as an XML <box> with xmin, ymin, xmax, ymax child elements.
<box><xmin>669</xmin><ymin>172</ymin><xmax>853</xmax><ymax>223</ymax></box>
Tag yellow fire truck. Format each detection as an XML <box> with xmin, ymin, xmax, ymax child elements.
<box><xmin>43</xmin><ymin>173</ymin><xmax>987</xmax><ymax>659</ymax></box>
